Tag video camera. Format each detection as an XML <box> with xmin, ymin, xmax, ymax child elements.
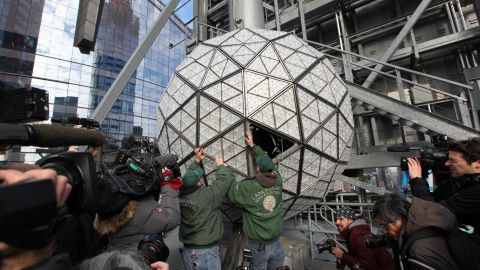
<box><xmin>103</xmin><ymin>134</ymin><xmax>178</xmax><ymax>198</ymax></box>
<box><xmin>400</xmin><ymin>146</ymin><xmax>449</xmax><ymax>179</ymax></box>
<box><xmin>0</xmin><ymin>122</ymin><xmax>106</xmax><ymax>247</ymax></box>
<box><xmin>387</xmin><ymin>143</ymin><xmax>449</xmax><ymax>179</ymax></box>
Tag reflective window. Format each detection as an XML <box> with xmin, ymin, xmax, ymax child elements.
<box><xmin>0</xmin><ymin>0</ymin><xmax>191</xmax><ymax>155</ymax></box>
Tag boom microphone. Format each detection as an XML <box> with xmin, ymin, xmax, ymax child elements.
<box><xmin>0</xmin><ymin>123</ymin><xmax>105</xmax><ymax>147</ymax></box>
<box><xmin>386</xmin><ymin>144</ymin><xmax>412</xmax><ymax>152</ymax></box>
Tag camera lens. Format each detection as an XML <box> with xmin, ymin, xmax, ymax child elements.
<box><xmin>138</xmin><ymin>234</ymin><xmax>169</xmax><ymax>264</ymax></box>
<box><xmin>364</xmin><ymin>234</ymin><xmax>389</xmax><ymax>248</ymax></box>
<box><xmin>36</xmin><ymin>152</ymin><xmax>98</xmax><ymax>214</ymax></box>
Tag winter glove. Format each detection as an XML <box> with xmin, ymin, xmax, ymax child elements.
<box><xmin>160</xmin><ymin>169</ymin><xmax>183</xmax><ymax>190</ymax></box>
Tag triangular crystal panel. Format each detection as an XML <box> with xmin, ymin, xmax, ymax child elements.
<box><xmin>204</xmin><ymin>73</ymin><xmax>244</xmax><ymax>115</ymax></box>
<box><xmin>307</xmin><ymin>128</ymin><xmax>322</xmax><ymax>150</ymax></box>
<box><xmin>245</xmin><ymin>72</ymin><xmax>289</xmax><ymax>115</ymax></box>
<box><xmin>253</xmin><ymin>28</ymin><xmax>289</xmax><ymax>40</ymax></box>
<box><xmin>322</xmin><ymin>129</ymin><xmax>338</xmax><ymax>159</ymax></box>
<box><xmin>275</xmin><ymin>34</ymin><xmax>304</xmax><ymax>50</ymax></box>
<box><xmin>202</xmin><ymin>50</ymin><xmax>241</xmax><ymax>87</ymax></box>
<box><xmin>189</xmin><ymin>44</ymin><xmax>214</xmax><ymax>60</ymax></box>
<box><xmin>169</xmin><ymin>134</ymin><xmax>194</xmax><ymax>159</ymax></box>
<box><xmin>178</xmin><ymin>61</ymin><xmax>207</xmax><ymax>88</ymax></box>
<box><xmin>199</xmin><ymin>96</ymin><xmax>241</xmax><ymax>145</ymax></box>
<box><xmin>204</xmin><ymin>30</ymin><xmax>238</xmax><ymax>46</ymax></box>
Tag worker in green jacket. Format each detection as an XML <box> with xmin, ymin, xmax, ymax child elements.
<box><xmin>179</xmin><ymin>147</ymin><xmax>235</xmax><ymax>270</ymax></box>
<box><xmin>228</xmin><ymin>131</ymin><xmax>285</xmax><ymax>270</ymax></box>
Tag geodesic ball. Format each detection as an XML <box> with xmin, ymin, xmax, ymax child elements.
<box><xmin>157</xmin><ymin>28</ymin><xmax>354</xmax><ymax>220</ymax></box>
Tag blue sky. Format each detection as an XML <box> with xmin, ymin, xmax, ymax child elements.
<box><xmin>172</xmin><ymin>0</ymin><xmax>194</xmax><ymax>26</ymax></box>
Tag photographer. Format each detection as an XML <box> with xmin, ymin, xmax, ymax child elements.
<box><xmin>372</xmin><ymin>193</ymin><xmax>459</xmax><ymax>270</ymax></box>
<box><xmin>330</xmin><ymin>207</ymin><xmax>394</xmax><ymax>270</ymax></box>
<box><xmin>93</xmin><ymin>165</ymin><xmax>181</xmax><ymax>253</ymax></box>
<box><xmin>407</xmin><ymin>137</ymin><xmax>480</xmax><ymax>230</ymax></box>
<box><xmin>0</xmin><ymin>167</ymin><xmax>72</xmax><ymax>270</ymax></box>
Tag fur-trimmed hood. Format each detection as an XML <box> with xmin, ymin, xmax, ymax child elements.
<box><xmin>94</xmin><ymin>200</ymin><xmax>138</xmax><ymax>235</ymax></box>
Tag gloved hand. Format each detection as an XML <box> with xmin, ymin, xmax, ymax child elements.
<box><xmin>160</xmin><ymin>168</ymin><xmax>183</xmax><ymax>190</ymax></box>
<box><xmin>160</xmin><ymin>169</ymin><xmax>174</xmax><ymax>182</ymax></box>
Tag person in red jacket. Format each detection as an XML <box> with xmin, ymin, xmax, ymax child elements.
<box><xmin>331</xmin><ymin>207</ymin><xmax>395</xmax><ymax>270</ymax></box>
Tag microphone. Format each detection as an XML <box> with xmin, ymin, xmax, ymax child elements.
<box><xmin>0</xmin><ymin>123</ymin><xmax>105</xmax><ymax>147</ymax></box>
<box><xmin>386</xmin><ymin>144</ymin><xmax>412</xmax><ymax>152</ymax></box>
<box><xmin>51</xmin><ymin>117</ymin><xmax>100</xmax><ymax>129</ymax></box>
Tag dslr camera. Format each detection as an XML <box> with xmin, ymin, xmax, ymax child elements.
<box><xmin>317</xmin><ymin>238</ymin><xmax>335</xmax><ymax>253</ymax></box>
<box><xmin>236</xmin><ymin>248</ymin><xmax>253</xmax><ymax>270</ymax></box>
<box><xmin>138</xmin><ymin>233</ymin><xmax>169</xmax><ymax>265</ymax></box>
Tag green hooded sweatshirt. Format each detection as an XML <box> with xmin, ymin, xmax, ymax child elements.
<box><xmin>228</xmin><ymin>145</ymin><xmax>283</xmax><ymax>241</ymax></box>
<box><xmin>179</xmin><ymin>162</ymin><xmax>234</xmax><ymax>246</ymax></box>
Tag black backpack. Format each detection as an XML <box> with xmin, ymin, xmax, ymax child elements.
<box><xmin>401</xmin><ymin>225</ymin><xmax>480</xmax><ymax>270</ymax></box>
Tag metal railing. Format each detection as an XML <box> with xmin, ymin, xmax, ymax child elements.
<box><xmin>192</xmin><ymin>20</ymin><xmax>478</xmax><ymax>131</ymax></box>
<box><xmin>291</xmin><ymin>195</ymin><xmax>380</xmax><ymax>262</ymax></box>
<box><xmin>304</xmin><ymin>38</ymin><xmax>477</xmax><ymax>129</ymax></box>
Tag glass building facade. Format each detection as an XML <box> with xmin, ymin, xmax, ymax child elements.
<box><xmin>0</xmin><ymin>0</ymin><xmax>190</xmax><ymax>161</ymax></box>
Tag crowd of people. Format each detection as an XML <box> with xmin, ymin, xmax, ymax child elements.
<box><xmin>313</xmin><ymin>137</ymin><xmax>480</xmax><ymax>270</ymax></box>
<box><xmin>0</xmin><ymin>131</ymin><xmax>287</xmax><ymax>270</ymax></box>
<box><xmin>1</xmin><ymin>132</ymin><xmax>480</xmax><ymax>270</ymax></box>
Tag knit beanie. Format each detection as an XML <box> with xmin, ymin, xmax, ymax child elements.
<box><xmin>255</xmin><ymin>155</ymin><xmax>275</xmax><ymax>173</ymax></box>
<box><xmin>335</xmin><ymin>206</ymin><xmax>362</xmax><ymax>220</ymax></box>
<box><xmin>182</xmin><ymin>166</ymin><xmax>204</xmax><ymax>188</ymax></box>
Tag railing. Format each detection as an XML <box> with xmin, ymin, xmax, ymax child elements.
<box><xmin>192</xmin><ymin>21</ymin><xmax>479</xmax><ymax>131</ymax></box>
<box><xmin>292</xmin><ymin>196</ymin><xmax>381</xmax><ymax>262</ymax></box>
<box><xmin>304</xmin><ymin>38</ymin><xmax>477</xmax><ymax>130</ymax></box>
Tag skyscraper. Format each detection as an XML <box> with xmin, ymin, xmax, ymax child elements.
<box><xmin>0</xmin><ymin>0</ymin><xmax>191</xmax><ymax>161</ymax></box>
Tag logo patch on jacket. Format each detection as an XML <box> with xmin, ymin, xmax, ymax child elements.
<box><xmin>180</xmin><ymin>198</ymin><xmax>198</xmax><ymax>220</ymax></box>
<box><xmin>263</xmin><ymin>195</ymin><xmax>276</xmax><ymax>212</ymax></box>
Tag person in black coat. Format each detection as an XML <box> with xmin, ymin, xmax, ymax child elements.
<box><xmin>407</xmin><ymin>137</ymin><xmax>480</xmax><ymax>230</ymax></box>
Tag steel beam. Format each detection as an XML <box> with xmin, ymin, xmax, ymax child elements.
<box><xmin>89</xmin><ymin>0</ymin><xmax>180</xmax><ymax>123</ymax></box>
<box><xmin>347</xmin><ymin>82</ymin><xmax>480</xmax><ymax>141</ymax></box>
<box><xmin>337</xmin><ymin>175</ymin><xmax>387</xmax><ymax>195</ymax></box>
<box><xmin>265</xmin><ymin>0</ymin><xmax>339</xmax><ymax>30</ymax></box>
<box><xmin>298</xmin><ymin>1</ymin><xmax>307</xmax><ymax>40</ymax></box>
<box><xmin>353</xmin><ymin>27</ymin><xmax>480</xmax><ymax>69</ymax></box>
<box><xmin>473</xmin><ymin>0</ymin><xmax>480</xmax><ymax>26</ymax></box>
<box><xmin>362</xmin><ymin>0</ymin><xmax>432</xmax><ymax>89</ymax></box>
<box><xmin>228</xmin><ymin>0</ymin><xmax>235</xmax><ymax>31</ymax></box>
<box><xmin>338</xmin><ymin>9</ymin><xmax>353</xmax><ymax>82</ymax></box>
<box><xmin>206</xmin><ymin>0</ymin><xmax>226</xmax><ymax>14</ymax></box>
<box><xmin>369</xmin><ymin>116</ymin><xmax>381</xmax><ymax>146</ymax></box>
<box><xmin>273</xmin><ymin>0</ymin><xmax>281</xmax><ymax>31</ymax></box>
<box><xmin>395</xmin><ymin>69</ymin><xmax>406</xmax><ymax>103</ymax></box>
<box><xmin>263</xmin><ymin>2</ymin><xmax>274</xmax><ymax>12</ymax></box>
<box><xmin>195</xmin><ymin>0</ymin><xmax>208</xmax><ymax>41</ymax></box>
